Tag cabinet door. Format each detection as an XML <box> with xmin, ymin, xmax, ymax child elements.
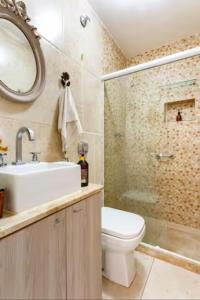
<box><xmin>66</xmin><ymin>193</ymin><xmax>102</xmax><ymax>300</ymax></box>
<box><xmin>85</xmin><ymin>194</ymin><xmax>102</xmax><ymax>299</ymax></box>
<box><xmin>0</xmin><ymin>210</ymin><xmax>66</xmax><ymax>300</ymax></box>
<box><xmin>66</xmin><ymin>200</ymin><xmax>87</xmax><ymax>299</ymax></box>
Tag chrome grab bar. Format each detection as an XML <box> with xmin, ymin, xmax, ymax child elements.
<box><xmin>151</xmin><ymin>153</ymin><xmax>175</xmax><ymax>160</ymax></box>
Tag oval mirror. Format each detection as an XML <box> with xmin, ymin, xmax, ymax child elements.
<box><xmin>0</xmin><ymin>19</ymin><xmax>37</xmax><ymax>93</ymax></box>
<box><xmin>0</xmin><ymin>1</ymin><xmax>46</xmax><ymax>102</ymax></box>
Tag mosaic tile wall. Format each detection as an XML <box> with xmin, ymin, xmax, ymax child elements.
<box><xmin>105</xmin><ymin>35</ymin><xmax>200</xmax><ymax>229</ymax></box>
<box><xmin>128</xmin><ymin>33</ymin><xmax>200</xmax><ymax>66</ymax></box>
<box><xmin>0</xmin><ymin>0</ymin><xmax>126</xmax><ymax>185</ymax></box>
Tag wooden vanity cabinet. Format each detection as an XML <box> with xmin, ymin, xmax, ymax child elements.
<box><xmin>0</xmin><ymin>192</ymin><xmax>102</xmax><ymax>300</ymax></box>
<box><xmin>0</xmin><ymin>209</ymin><xmax>66</xmax><ymax>299</ymax></box>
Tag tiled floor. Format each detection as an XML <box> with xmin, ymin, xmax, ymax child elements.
<box><xmin>102</xmin><ymin>251</ymin><xmax>200</xmax><ymax>300</ymax></box>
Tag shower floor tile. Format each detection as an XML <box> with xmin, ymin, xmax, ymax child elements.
<box><xmin>158</xmin><ymin>227</ymin><xmax>200</xmax><ymax>261</ymax></box>
<box><xmin>143</xmin><ymin>216</ymin><xmax>200</xmax><ymax>261</ymax></box>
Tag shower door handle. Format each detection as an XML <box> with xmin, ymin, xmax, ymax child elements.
<box><xmin>151</xmin><ymin>153</ymin><xmax>175</xmax><ymax>160</ymax></box>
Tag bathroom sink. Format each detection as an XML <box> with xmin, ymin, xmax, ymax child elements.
<box><xmin>0</xmin><ymin>162</ymin><xmax>81</xmax><ymax>213</ymax></box>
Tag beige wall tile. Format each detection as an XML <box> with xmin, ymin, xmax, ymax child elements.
<box><xmin>0</xmin><ymin>0</ymin><xmax>126</xmax><ymax>185</ymax></box>
<box><xmin>82</xmin><ymin>70</ymin><xmax>104</xmax><ymax>133</ymax></box>
<box><xmin>24</xmin><ymin>0</ymin><xmax>64</xmax><ymax>50</ymax></box>
<box><xmin>62</xmin><ymin>0</ymin><xmax>85</xmax><ymax>62</ymax></box>
<box><xmin>94</xmin><ymin>134</ymin><xmax>104</xmax><ymax>185</ymax></box>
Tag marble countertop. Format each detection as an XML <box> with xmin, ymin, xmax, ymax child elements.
<box><xmin>0</xmin><ymin>184</ymin><xmax>103</xmax><ymax>240</ymax></box>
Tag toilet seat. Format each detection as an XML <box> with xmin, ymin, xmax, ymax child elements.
<box><xmin>102</xmin><ymin>225</ymin><xmax>145</xmax><ymax>252</ymax></box>
<box><xmin>102</xmin><ymin>207</ymin><xmax>145</xmax><ymax>240</ymax></box>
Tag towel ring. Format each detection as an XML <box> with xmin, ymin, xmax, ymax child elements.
<box><xmin>61</xmin><ymin>72</ymin><xmax>71</xmax><ymax>87</ymax></box>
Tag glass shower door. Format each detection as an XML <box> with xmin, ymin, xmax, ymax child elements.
<box><xmin>104</xmin><ymin>54</ymin><xmax>200</xmax><ymax>262</ymax></box>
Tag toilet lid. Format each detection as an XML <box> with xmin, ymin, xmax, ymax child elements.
<box><xmin>102</xmin><ymin>207</ymin><xmax>145</xmax><ymax>240</ymax></box>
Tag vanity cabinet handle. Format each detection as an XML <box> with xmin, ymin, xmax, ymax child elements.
<box><xmin>54</xmin><ymin>218</ymin><xmax>60</xmax><ymax>224</ymax></box>
<box><xmin>73</xmin><ymin>208</ymin><xmax>83</xmax><ymax>213</ymax></box>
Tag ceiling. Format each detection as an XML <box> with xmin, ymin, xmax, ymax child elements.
<box><xmin>88</xmin><ymin>0</ymin><xmax>200</xmax><ymax>58</ymax></box>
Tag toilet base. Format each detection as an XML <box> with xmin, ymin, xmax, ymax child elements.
<box><xmin>102</xmin><ymin>249</ymin><xmax>136</xmax><ymax>287</ymax></box>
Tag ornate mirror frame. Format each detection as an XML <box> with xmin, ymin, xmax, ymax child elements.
<box><xmin>0</xmin><ymin>0</ymin><xmax>46</xmax><ymax>102</ymax></box>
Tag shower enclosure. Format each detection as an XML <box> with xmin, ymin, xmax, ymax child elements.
<box><xmin>104</xmin><ymin>53</ymin><xmax>200</xmax><ymax>262</ymax></box>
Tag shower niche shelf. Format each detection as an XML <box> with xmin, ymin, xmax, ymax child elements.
<box><xmin>164</xmin><ymin>98</ymin><xmax>196</xmax><ymax>123</ymax></box>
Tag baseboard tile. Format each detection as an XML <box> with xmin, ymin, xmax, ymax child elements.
<box><xmin>137</xmin><ymin>242</ymin><xmax>200</xmax><ymax>275</ymax></box>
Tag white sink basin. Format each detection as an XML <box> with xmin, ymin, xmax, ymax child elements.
<box><xmin>0</xmin><ymin>162</ymin><xmax>81</xmax><ymax>213</ymax></box>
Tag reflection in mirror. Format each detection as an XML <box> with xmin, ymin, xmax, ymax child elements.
<box><xmin>0</xmin><ymin>19</ymin><xmax>37</xmax><ymax>93</ymax></box>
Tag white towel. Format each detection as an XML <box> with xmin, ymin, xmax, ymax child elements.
<box><xmin>58</xmin><ymin>87</ymin><xmax>83</xmax><ymax>154</ymax></box>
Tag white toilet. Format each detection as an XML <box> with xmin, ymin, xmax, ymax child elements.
<box><xmin>102</xmin><ymin>207</ymin><xmax>145</xmax><ymax>287</ymax></box>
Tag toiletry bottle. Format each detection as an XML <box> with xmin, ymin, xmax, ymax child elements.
<box><xmin>78</xmin><ymin>154</ymin><xmax>89</xmax><ymax>187</ymax></box>
<box><xmin>0</xmin><ymin>139</ymin><xmax>8</xmax><ymax>167</ymax></box>
<box><xmin>176</xmin><ymin>110</ymin><xmax>182</xmax><ymax>122</ymax></box>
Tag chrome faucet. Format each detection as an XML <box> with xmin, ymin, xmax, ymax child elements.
<box><xmin>13</xmin><ymin>127</ymin><xmax>35</xmax><ymax>165</ymax></box>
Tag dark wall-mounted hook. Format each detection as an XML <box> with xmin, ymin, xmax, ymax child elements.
<box><xmin>80</xmin><ymin>15</ymin><xmax>90</xmax><ymax>28</ymax></box>
<box><xmin>61</xmin><ymin>72</ymin><xmax>71</xmax><ymax>87</ymax></box>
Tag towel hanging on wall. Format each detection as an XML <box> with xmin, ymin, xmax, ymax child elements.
<box><xmin>58</xmin><ymin>86</ymin><xmax>83</xmax><ymax>157</ymax></box>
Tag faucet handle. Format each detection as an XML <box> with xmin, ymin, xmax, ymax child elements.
<box><xmin>30</xmin><ymin>152</ymin><xmax>40</xmax><ymax>163</ymax></box>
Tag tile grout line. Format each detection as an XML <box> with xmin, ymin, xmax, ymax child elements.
<box><xmin>140</xmin><ymin>257</ymin><xmax>155</xmax><ymax>300</ymax></box>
